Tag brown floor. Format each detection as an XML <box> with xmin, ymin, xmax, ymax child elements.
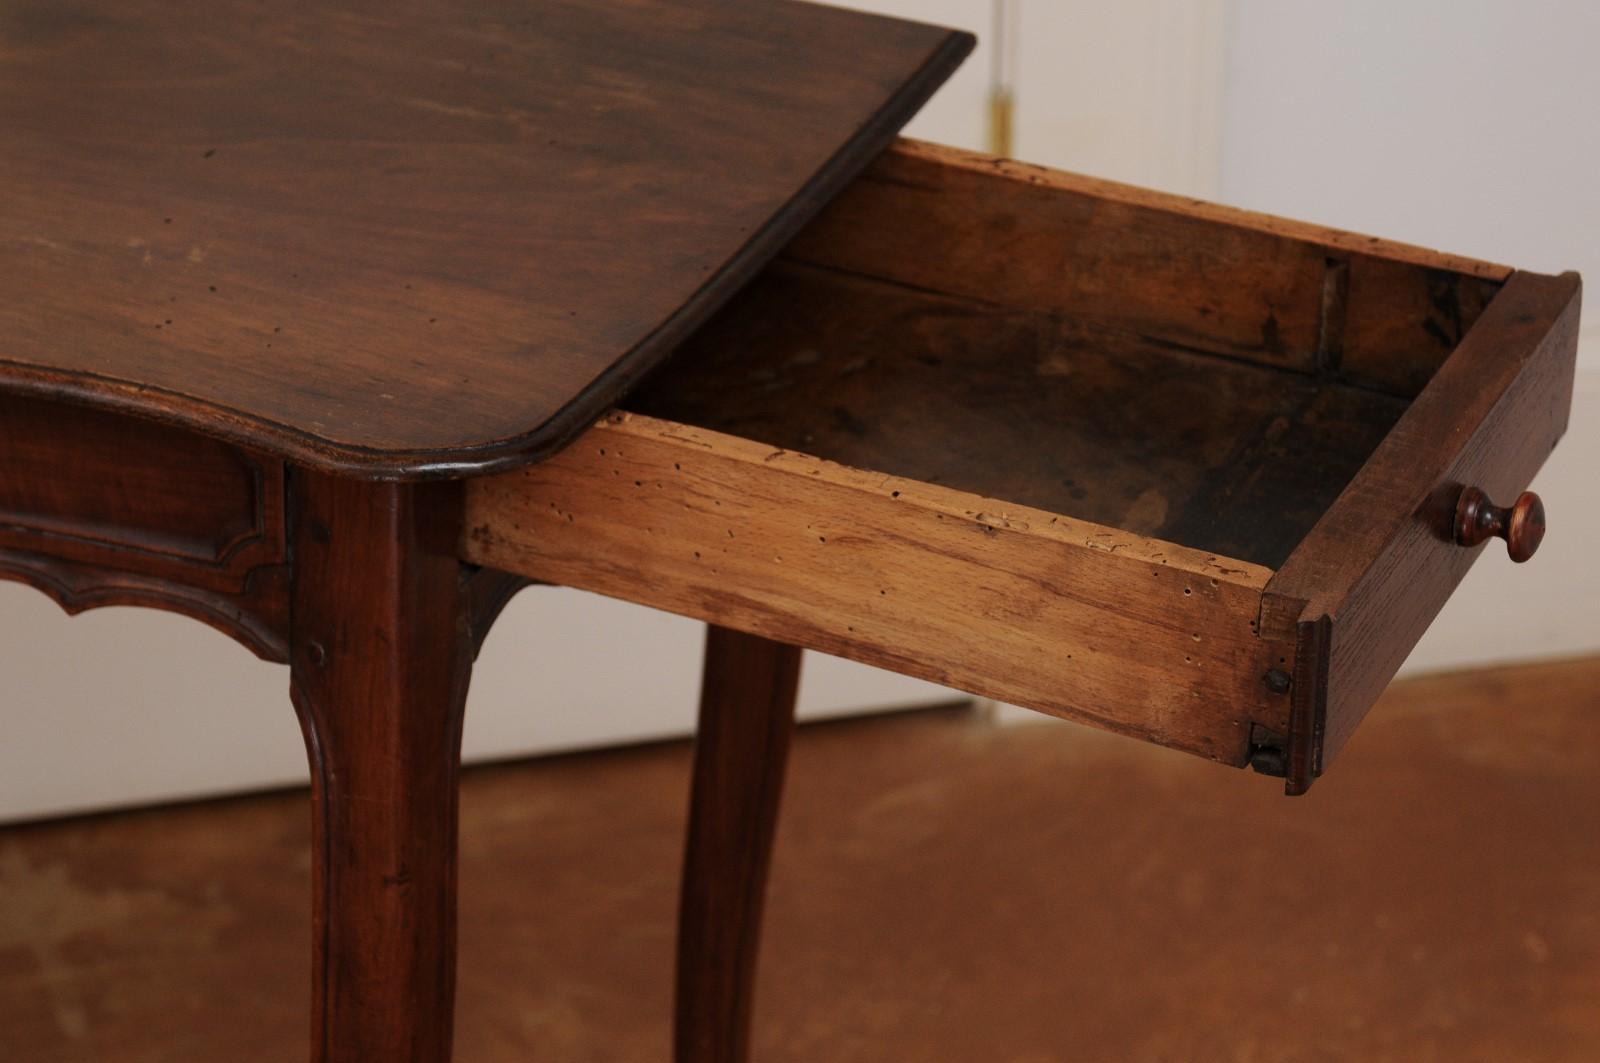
<box><xmin>1</xmin><ymin>657</ymin><xmax>1596</xmax><ymax>1063</ymax></box>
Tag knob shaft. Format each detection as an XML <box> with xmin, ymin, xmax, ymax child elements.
<box><xmin>1454</xmin><ymin>486</ymin><xmax>1545</xmax><ymax>562</ymax></box>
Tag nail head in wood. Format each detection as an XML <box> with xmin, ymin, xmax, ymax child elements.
<box><xmin>1453</xmin><ymin>486</ymin><xmax>1545</xmax><ymax>562</ymax></box>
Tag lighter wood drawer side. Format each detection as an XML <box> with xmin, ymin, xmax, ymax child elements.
<box><xmin>463</xmin><ymin>140</ymin><xmax>1579</xmax><ymax>792</ymax></box>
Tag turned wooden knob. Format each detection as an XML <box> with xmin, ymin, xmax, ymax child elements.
<box><xmin>1454</xmin><ymin>486</ymin><xmax>1545</xmax><ymax>562</ymax></box>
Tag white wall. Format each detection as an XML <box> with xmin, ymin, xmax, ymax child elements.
<box><xmin>0</xmin><ymin>587</ymin><xmax>955</xmax><ymax>823</ymax></box>
<box><xmin>1221</xmin><ymin>0</ymin><xmax>1600</xmax><ymax>376</ymax></box>
<box><xmin>842</xmin><ymin>0</ymin><xmax>1229</xmax><ymax>195</ymax></box>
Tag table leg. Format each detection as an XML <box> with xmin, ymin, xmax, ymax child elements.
<box><xmin>289</xmin><ymin>470</ymin><xmax>473</xmax><ymax>1063</ymax></box>
<box><xmin>675</xmin><ymin>626</ymin><xmax>803</xmax><ymax>1063</ymax></box>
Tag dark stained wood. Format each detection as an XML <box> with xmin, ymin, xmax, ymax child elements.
<box><xmin>0</xmin><ymin>394</ymin><xmax>279</xmax><ymax>566</ymax></box>
<box><xmin>0</xmin><ymin>1</ymin><xmax>972</xmax><ymax>478</ymax></box>
<box><xmin>1454</xmin><ymin>487</ymin><xmax>1546</xmax><ymax>562</ymax></box>
<box><xmin>0</xmin><ymin>393</ymin><xmax>290</xmax><ymax>660</ymax></box>
<box><xmin>288</xmin><ymin>469</ymin><xmax>475</xmax><ymax>1062</ymax></box>
<box><xmin>1262</xmin><ymin>270</ymin><xmax>1582</xmax><ymax>793</ymax></box>
<box><xmin>630</xmin><ymin>261</ymin><xmax>1408</xmax><ymax>569</ymax></box>
<box><xmin>782</xmin><ymin>141</ymin><xmax>1506</xmax><ymax>397</ymax></box>
<box><xmin>676</xmin><ymin>626</ymin><xmax>802</xmax><ymax>1063</ymax></box>
<box><xmin>463</xmin><ymin>566</ymin><xmax>534</xmax><ymax>660</ymax></box>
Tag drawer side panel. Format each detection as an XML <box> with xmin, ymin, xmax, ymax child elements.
<box><xmin>783</xmin><ymin>141</ymin><xmax>1506</xmax><ymax>397</ymax></box>
<box><xmin>465</xmin><ymin>413</ymin><xmax>1294</xmax><ymax>765</ymax></box>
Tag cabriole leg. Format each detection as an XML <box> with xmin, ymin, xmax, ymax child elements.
<box><xmin>675</xmin><ymin>625</ymin><xmax>803</xmax><ymax>1063</ymax></box>
<box><xmin>289</xmin><ymin>469</ymin><xmax>472</xmax><ymax>1063</ymax></box>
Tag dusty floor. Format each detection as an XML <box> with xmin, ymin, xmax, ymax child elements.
<box><xmin>0</xmin><ymin>657</ymin><xmax>1596</xmax><ymax>1062</ymax></box>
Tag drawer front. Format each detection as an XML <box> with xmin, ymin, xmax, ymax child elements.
<box><xmin>0</xmin><ymin>393</ymin><xmax>290</xmax><ymax>659</ymax></box>
<box><xmin>1262</xmin><ymin>270</ymin><xmax>1582</xmax><ymax>792</ymax></box>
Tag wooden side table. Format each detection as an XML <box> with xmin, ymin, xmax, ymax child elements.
<box><xmin>1</xmin><ymin>3</ymin><xmax>1580</xmax><ymax>1061</ymax></box>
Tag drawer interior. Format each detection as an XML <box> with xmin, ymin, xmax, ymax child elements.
<box><xmin>463</xmin><ymin>139</ymin><xmax>1561</xmax><ymax>791</ymax></box>
<box><xmin>626</xmin><ymin>141</ymin><xmax>1507</xmax><ymax>572</ymax></box>
<box><xmin>628</xmin><ymin>261</ymin><xmax>1406</xmax><ymax>570</ymax></box>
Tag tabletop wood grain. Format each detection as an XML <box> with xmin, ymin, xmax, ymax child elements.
<box><xmin>0</xmin><ymin>0</ymin><xmax>970</xmax><ymax>477</ymax></box>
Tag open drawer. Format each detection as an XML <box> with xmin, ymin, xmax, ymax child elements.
<box><xmin>463</xmin><ymin>140</ymin><xmax>1581</xmax><ymax>794</ymax></box>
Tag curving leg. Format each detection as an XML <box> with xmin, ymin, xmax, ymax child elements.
<box><xmin>289</xmin><ymin>469</ymin><xmax>473</xmax><ymax>1063</ymax></box>
<box><xmin>675</xmin><ymin>625</ymin><xmax>803</xmax><ymax>1063</ymax></box>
